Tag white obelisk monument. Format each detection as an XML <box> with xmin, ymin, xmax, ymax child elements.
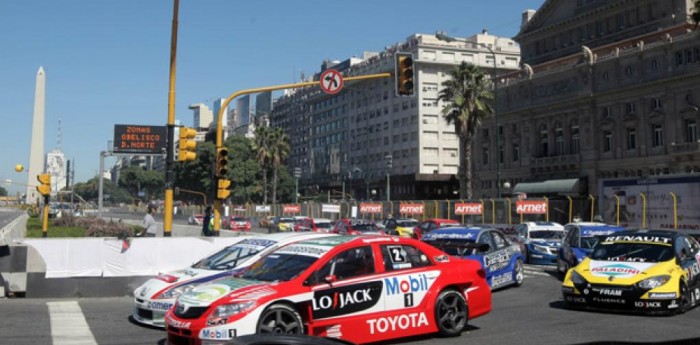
<box><xmin>25</xmin><ymin>66</ymin><xmax>46</xmax><ymax>205</ymax></box>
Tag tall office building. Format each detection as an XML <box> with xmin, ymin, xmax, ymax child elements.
<box><xmin>46</xmin><ymin>149</ymin><xmax>66</xmax><ymax>193</ymax></box>
<box><xmin>25</xmin><ymin>67</ymin><xmax>46</xmax><ymax>204</ymax></box>
<box><xmin>188</xmin><ymin>103</ymin><xmax>213</xmax><ymax>130</ymax></box>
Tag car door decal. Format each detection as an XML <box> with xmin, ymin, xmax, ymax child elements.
<box><xmin>312</xmin><ymin>281</ymin><xmax>383</xmax><ymax>319</ymax></box>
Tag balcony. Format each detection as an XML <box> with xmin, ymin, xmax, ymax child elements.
<box><xmin>529</xmin><ymin>154</ymin><xmax>579</xmax><ymax>166</ymax></box>
<box><xmin>671</xmin><ymin>141</ymin><xmax>700</xmax><ymax>154</ymax></box>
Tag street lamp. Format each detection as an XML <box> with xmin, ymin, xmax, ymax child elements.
<box><xmin>503</xmin><ymin>181</ymin><xmax>511</xmax><ymax>197</ymax></box>
<box><xmin>385</xmin><ymin>154</ymin><xmax>392</xmax><ymax>201</ymax></box>
<box><xmin>293</xmin><ymin>167</ymin><xmax>301</xmax><ymax>204</ymax></box>
<box><xmin>435</xmin><ymin>31</ymin><xmax>500</xmax><ymax>198</ymax></box>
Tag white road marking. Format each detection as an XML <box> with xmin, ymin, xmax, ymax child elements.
<box><xmin>524</xmin><ymin>270</ymin><xmax>551</xmax><ymax>277</ymax></box>
<box><xmin>47</xmin><ymin>301</ymin><xmax>98</xmax><ymax>345</ymax></box>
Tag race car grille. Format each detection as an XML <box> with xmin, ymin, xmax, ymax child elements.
<box><xmin>174</xmin><ymin>306</ymin><xmax>209</xmax><ymax>319</ymax></box>
<box><xmin>168</xmin><ymin>332</ymin><xmax>194</xmax><ymax>345</ymax></box>
<box><xmin>136</xmin><ymin>308</ymin><xmax>153</xmax><ymax>320</ymax></box>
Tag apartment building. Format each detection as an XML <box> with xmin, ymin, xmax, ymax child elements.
<box><xmin>270</xmin><ymin>33</ymin><xmax>521</xmax><ymax>200</ymax></box>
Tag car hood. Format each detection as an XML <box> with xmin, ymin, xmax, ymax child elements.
<box><xmin>136</xmin><ymin>268</ymin><xmax>221</xmax><ymax>299</ymax></box>
<box><xmin>177</xmin><ymin>277</ymin><xmax>273</xmax><ymax>307</ymax></box>
<box><xmin>575</xmin><ymin>259</ymin><xmax>670</xmax><ymax>284</ymax></box>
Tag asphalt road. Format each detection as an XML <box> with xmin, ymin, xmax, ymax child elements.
<box><xmin>2</xmin><ymin>264</ymin><xmax>700</xmax><ymax>345</ymax></box>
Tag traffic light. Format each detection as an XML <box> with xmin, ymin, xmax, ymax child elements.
<box><xmin>36</xmin><ymin>173</ymin><xmax>51</xmax><ymax>196</ymax></box>
<box><xmin>395</xmin><ymin>52</ymin><xmax>415</xmax><ymax>96</ymax></box>
<box><xmin>216</xmin><ymin>147</ymin><xmax>229</xmax><ymax>177</ymax></box>
<box><xmin>178</xmin><ymin>127</ymin><xmax>198</xmax><ymax>162</ymax></box>
<box><xmin>217</xmin><ymin>178</ymin><xmax>231</xmax><ymax>200</ymax></box>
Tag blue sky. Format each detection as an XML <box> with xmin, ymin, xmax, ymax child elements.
<box><xmin>0</xmin><ymin>0</ymin><xmax>544</xmax><ymax>195</ymax></box>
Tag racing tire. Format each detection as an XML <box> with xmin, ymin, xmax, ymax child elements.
<box><xmin>513</xmin><ymin>260</ymin><xmax>524</xmax><ymax>287</ymax></box>
<box><xmin>256</xmin><ymin>304</ymin><xmax>305</xmax><ymax>335</ymax></box>
<box><xmin>434</xmin><ymin>289</ymin><xmax>468</xmax><ymax>337</ymax></box>
<box><xmin>677</xmin><ymin>282</ymin><xmax>691</xmax><ymax>315</ymax></box>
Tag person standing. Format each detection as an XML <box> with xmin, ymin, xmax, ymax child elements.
<box><xmin>141</xmin><ymin>206</ymin><xmax>157</xmax><ymax>237</ymax></box>
<box><xmin>202</xmin><ymin>206</ymin><xmax>214</xmax><ymax>237</ymax></box>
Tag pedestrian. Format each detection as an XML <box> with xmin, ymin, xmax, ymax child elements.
<box><xmin>141</xmin><ymin>206</ymin><xmax>157</xmax><ymax>237</ymax></box>
<box><xmin>202</xmin><ymin>206</ymin><xmax>214</xmax><ymax>237</ymax></box>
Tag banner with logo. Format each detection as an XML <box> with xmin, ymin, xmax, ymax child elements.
<box><xmin>283</xmin><ymin>204</ymin><xmax>301</xmax><ymax>214</ymax></box>
<box><xmin>255</xmin><ymin>205</ymin><xmax>271</xmax><ymax>213</ymax></box>
<box><xmin>322</xmin><ymin>204</ymin><xmax>340</xmax><ymax>214</ymax></box>
<box><xmin>400</xmin><ymin>203</ymin><xmax>424</xmax><ymax>215</ymax></box>
<box><xmin>359</xmin><ymin>203</ymin><xmax>382</xmax><ymax>214</ymax></box>
<box><xmin>516</xmin><ymin>200</ymin><xmax>547</xmax><ymax>214</ymax></box>
<box><xmin>455</xmin><ymin>202</ymin><xmax>483</xmax><ymax>215</ymax></box>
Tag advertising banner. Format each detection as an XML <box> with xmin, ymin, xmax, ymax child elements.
<box><xmin>283</xmin><ymin>204</ymin><xmax>301</xmax><ymax>214</ymax></box>
<box><xmin>516</xmin><ymin>200</ymin><xmax>547</xmax><ymax>214</ymax></box>
<box><xmin>400</xmin><ymin>203</ymin><xmax>424</xmax><ymax>215</ymax></box>
<box><xmin>359</xmin><ymin>203</ymin><xmax>382</xmax><ymax>214</ymax></box>
<box><xmin>255</xmin><ymin>205</ymin><xmax>271</xmax><ymax>213</ymax></box>
<box><xmin>322</xmin><ymin>204</ymin><xmax>340</xmax><ymax>214</ymax></box>
<box><xmin>455</xmin><ymin>202</ymin><xmax>483</xmax><ymax>215</ymax></box>
<box><xmin>113</xmin><ymin>124</ymin><xmax>166</xmax><ymax>154</ymax></box>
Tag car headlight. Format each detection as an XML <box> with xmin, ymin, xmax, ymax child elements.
<box><xmin>532</xmin><ymin>244</ymin><xmax>549</xmax><ymax>253</ymax></box>
<box><xmin>570</xmin><ymin>270</ymin><xmax>587</xmax><ymax>285</ymax></box>
<box><xmin>211</xmin><ymin>301</ymin><xmax>256</xmax><ymax>319</ymax></box>
<box><xmin>156</xmin><ymin>284</ymin><xmax>196</xmax><ymax>299</ymax></box>
<box><xmin>636</xmin><ymin>275</ymin><xmax>671</xmax><ymax>290</ymax></box>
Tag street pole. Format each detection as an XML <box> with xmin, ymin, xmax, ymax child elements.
<box><xmin>163</xmin><ymin>0</ymin><xmax>179</xmax><ymax>237</ymax></box>
<box><xmin>293</xmin><ymin>167</ymin><xmax>301</xmax><ymax>204</ymax></box>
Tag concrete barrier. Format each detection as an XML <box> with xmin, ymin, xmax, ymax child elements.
<box><xmin>0</xmin><ymin>213</ymin><xmax>255</xmax><ymax>298</ymax></box>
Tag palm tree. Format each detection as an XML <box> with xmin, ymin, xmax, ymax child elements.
<box><xmin>437</xmin><ymin>61</ymin><xmax>494</xmax><ymax>200</ymax></box>
<box><xmin>253</xmin><ymin>125</ymin><xmax>272</xmax><ymax>204</ymax></box>
<box><xmin>267</xmin><ymin>128</ymin><xmax>291</xmax><ymax>204</ymax></box>
<box><xmin>694</xmin><ymin>1</ymin><xmax>700</xmax><ymax>27</ymax></box>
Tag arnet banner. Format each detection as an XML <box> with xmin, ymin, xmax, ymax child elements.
<box><xmin>400</xmin><ymin>203</ymin><xmax>424</xmax><ymax>215</ymax></box>
<box><xmin>516</xmin><ymin>200</ymin><xmax>547</xmax><ymax>214</ymax></box>
<box><xmin>359</xmin><ymin>203</ymin><xmax>382</xmax><ymax>214</ymax></box>
<box><xmin>455</xmin><ymin>202</ymin><xmax>483</xmax><ymax>215</ymax></box>
<box><xmin>283</xmin><ymin>204</ymin><xmax>300</xmax><ymax>214</ymax></box>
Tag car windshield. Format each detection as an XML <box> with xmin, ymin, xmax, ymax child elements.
<box><xmin>316</xmin><ymin>222</ymin><xmax>332</xmax><ymax>229</ymax></box>
<box><xmin>590</xmin><ymin>242</ymin><xmax>674</xmax><ymax>263</ymax></box>
<box><xmin>279</xmin><ymin>218</ymin><xmax>295</xmax><ymax>223</ymax></box>
<box><xmin>191</xmin><ymin>242</ymin><xmax>264</xmax><ymax>270</ymax></box>
<box><xmin>424</xmin><ymin>239</ymin><xmax>479</xmax><ymax>256</ymax></box>
<box><xmin>581</xmin><ymin>236</ymin><xmax>600</xmax><ymax>249</ymax></box>
<box><xmin>241</xmin><ymin>253</ymin><xmax>317</xmax><ymax>282</ymax></box>
<box><xmin>397</xmin><ymin>220</ymin><xmax>419</xmax><ymax>227</ymax></box>
<box><xmin>530</xmin><ymin>230</ymin><xmax>564</xmax><ymax>240</ymax></box>
<box><xmin>353</xmin><ymin>223</ymin><xmax>379</xmax><ymax>232</ymax></box>
<box><xmin>233</xmin><ymin>217</ymin><xmax>247</xmax><ymax>222</ymax></box>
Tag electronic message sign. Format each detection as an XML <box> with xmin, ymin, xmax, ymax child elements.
<box><xmin>113</xmin><ymin>124</ymin><xmax>167</xmax><ymax>154</ymax></box>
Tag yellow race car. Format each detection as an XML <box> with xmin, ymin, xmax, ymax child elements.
<box><xmin>562</xmin><ymin>229</ymin><xmax>700</xmax><ymax>315</ymax></box>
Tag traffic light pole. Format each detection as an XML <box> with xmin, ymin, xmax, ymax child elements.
<box><xmin>42</xmin><ymin>195</ymin><xmax>49</xmax><ymax>238</ymax></box>
<box><xmin>211</xmin><ymin>73</ymin><xmax>392</xmax><ymax>231</ymax></box>
<box><xmin>163</xmin><ymin>0</ymin><xmax>179</xmax><ymax>237</ymax></box>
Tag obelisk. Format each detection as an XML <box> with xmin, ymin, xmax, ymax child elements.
<box><xmin>25</xmin><ymin>66</ymin><xmax>46</xmax><ymax>205</ymax></box>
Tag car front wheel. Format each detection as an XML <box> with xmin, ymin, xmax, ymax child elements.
<box><xmin>257</xmin><ymin>304</ymin><xmax>304</xmax><ymax>335</ymax></box>
<box><xmin>434</xmin><ymin>289</ymin><xmax>468</xmax><ymax>337</ymax></box>
<box><xmin>678</xmin><ymin>282</ymin><xmax>691</xmax><ymax>314</ymax></box>
<box><xmin>513</xmin><ymin>260</ymin><xmax>524</xmax><ymax>287</ymax></box>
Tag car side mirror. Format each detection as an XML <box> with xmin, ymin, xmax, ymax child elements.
<box><xmin>324</xmin><ymin>275</ymin><xmax>337</xmax><ymax>284</ymax></box>
<box><xmin>478</xmin><ymin>244</ymin><xmax>490</xmax><ymax>252</ymax></box>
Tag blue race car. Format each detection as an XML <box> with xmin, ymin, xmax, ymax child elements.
<box><xmin>556</xmin><ymin>222</ymin><xmax>625</xmax><ymax>275</ymax></box>
<box><xmin>512</xmin><ymin>221</ymin><xmax>565</xmax><ymax>265</ymax></box>
<box><xmin>422</xmin><ymin>226</ymin><xmax>525</xmax><ymax>290</ymax></box>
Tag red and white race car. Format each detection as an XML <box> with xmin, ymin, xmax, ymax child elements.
<box><xmin>165</xmin><ymin>235</ymin><xmax>491</xmax><ymax>345</ymax></box>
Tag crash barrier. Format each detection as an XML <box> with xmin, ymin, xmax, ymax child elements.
<box><xmin>0</xmin><ymin>217</ymin><xmax>253</xmax><ymax>298</ymax></box>
<box><xmin>0</xmin><ymin>209</ymin><xmax>28</xmax><ymax>297</ymax></box>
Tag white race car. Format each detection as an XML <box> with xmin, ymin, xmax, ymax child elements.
<box><xmin>132</xmin><ymin>232</ymin><xmax>338</xmax><ymax>328</ymax></box>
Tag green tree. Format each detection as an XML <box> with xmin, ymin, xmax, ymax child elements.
<box><xmin>437</xmin><ymin>61</ymin><xmax>494</xmax><ymax>199</ymax></box>
<box><xmin>694</xmin><ymin>1</ymin><xmax>700</xmax><ymax>27</ymax></box>
<box><xmin>73</xmin><ymin>177</ymin><xmax>133</xmax><ymax>205</ymax></box>
<box><xmin>226</xmin><ymin>135</ymin><xmax>261</xmax><ymax>204</ymax></box>
<box><xmin>118</xmin><ymin>166</ymin><xmax>165</xmax><ymax>201</ymax></box>
<box><xmin>252</xmin><ymin>125</ymin><xmax>272</xmax><ymax>204</ymax></box>
<box><xmin>268</xmin><ymin>127</ymin><xmax>291</xmax><ymax>204</ymax></box>
<box><xmin>173</xmin><ymin>141</ymin><xmax>216</xmax><ymax>205</ymax></box>
<box><xmin>0</xmin><ymin>185</ymin><xmax>8</xmax><ymax>197</ymax></box>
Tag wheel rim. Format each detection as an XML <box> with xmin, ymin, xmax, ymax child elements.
<box><xmin>514</xmin><ymin>261</ymin><xmax>524</xmax><ymax>285</ymax></box>
<box><xmin>258</xmin><ymin>309</ymin><xmax>302</xmax><ymax>334</ymax></box>
<box><xmin>680</xmin><ymin>284</ymin><xmax>691</xmax><ymax>311</ymax></box>
<box><xmin>437</xmin><ymin>293</ymin><xmax>467</xmax><ymax>332</ymax></box>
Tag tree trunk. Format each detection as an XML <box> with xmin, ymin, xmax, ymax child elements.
<box><xmin>465</xmin><ymin>140</ymin><xmax>473</xmax><ymax>200</ymax></box>
<box><xmin>458</xmin><ymin>136</ymin><xmax>468</xmax><ymax>199</ymax></box>
<box><xmin>262</xmin><ymin>168</ymin><xmax>268</xmax><ymax>204</ymax></box>
<box><xmin>272</xmin><ymin>167</ymin><xmax>278</xmax><ymax>204</ymax></box>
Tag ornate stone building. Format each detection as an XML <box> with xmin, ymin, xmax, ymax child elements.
<box><xmin>474</xmin><ymin>0</ymin><xmax>700</xmax><ymax>199</ymax></box>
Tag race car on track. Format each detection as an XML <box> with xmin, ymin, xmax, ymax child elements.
<box><xmin>421</xmin><ymin>226</ymin><xmax>525</xmax><ymax>290</ymax></box>
<box><xmin>132</xmin><ymin>232</ymin><xmax>337</xmax><ymax>328</ymax></box>
<box><xmin>562</xmin><ymin>229</ymin><xmax>700</xmax><ymax>314</ymax></box>
<box><xmin>511</xmin><ymin>221</ymin><xmax>565</xmax><ymax>265</ymax></box>
<box><xmin>165</xmin><ymin>235</ymin><xmax>491</xmax><ymax>345</ymax></box>
<box><xmin>557</xmin><ymin>223</ymin><xmax>625</xmax><ymax>275</ymax></box>
<box><xmin>382</xmin><ymin>218</ymin><xmax>420</xmax><ymax>237</ymax></box>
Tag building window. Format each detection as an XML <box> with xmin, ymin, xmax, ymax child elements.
<box><xmin>602</xmin><ymin>107</ymin><xmax>611</xmax><ymax>118</ymax></box>
<box><xmin>603</xmin><ymin>130</ymin><xmax>612</xmax><ymax>152</ymax></box>
<box><xmin>512</xmin><ymin>144</ymin><xmax>520</xmax><ymax>162</ymax></box>
<box><xmin>602</xmin><ymin>71</ymin><xmax>610</xmax><ymax>81</ymax></box>
<box><xmin>539</xmin><ymin>125</ymin><xmax>548</xmax><ymax>157</ymax></box>
<box><xmin>625</xmin><ymin>65</ymin><xmax>634</xmax><ymax>76</ymax></box>
<box><xmin>652</xmin><ymin>124</ymin><xmax>664</xmax><ymax>147</ymax></box>
<box><xmin>499</xmin><ymin>145</ymin><xmax>504</xmax><ymax>164</ymax></box>
<box><xmin>651</xmin><ymin>98</ymin><xmax>662</xmax><ymax>111</ymax></box>
<box><xmin>626</xmin><ymin>102</ymin><xmax>636</xmax><ymax>114</ymax></box>
<box><xmin>555</xmin><ymin>126</ymin><xmax>564</xmax><ymax>155</ymax></box>
<box><xmin>571</xmin><ymin>124</ymin><xmax>580</xmax><ymax>154</ymax></box>
<box><xmin>627</xmin><ymin>127</ymin><xmax>636</xmax><ymax>150</ymax></box>
<box><xmin>651</xmin><ymin>59</ymin><xmax>658</xmax><ymax>71</ymax></box>
<box><xmin>482</xmin><ymin>148</ymin><xmax>489</xmax><ymax>165</ymax></box>
<box><xmin>687</xmin><ymin>120</ymin><xmax>698</xmax><ymax>143</ymax></box>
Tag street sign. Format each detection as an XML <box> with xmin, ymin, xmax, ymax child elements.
<box><xmin>113</xmin><ymin>124</ymin><xmax>167</xmax><ymax>154</ymax></box>
<box><xmin>319</xmin><ymin>69</ymin><xmax>343</xmax><ymax>95</ymax></box>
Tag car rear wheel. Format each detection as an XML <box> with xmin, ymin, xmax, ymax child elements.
<box><xmin>513</xmin><ymin>260</ymin><xmax>524</xmax><ymax>287</ymax></box>
<box><xmin>677</xmin><ymin>282</ymin><xmax>691</xmax><ymax>314</ymax></box>
<box><xmin>257</xmin><ymin>304</ymin><xmax>304</xmax><ymax>335</ymax></box>
<box><xmin>434</xmin><ymin>289</ymin><xmax>468</xmax><ymax>337</ymax></box>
